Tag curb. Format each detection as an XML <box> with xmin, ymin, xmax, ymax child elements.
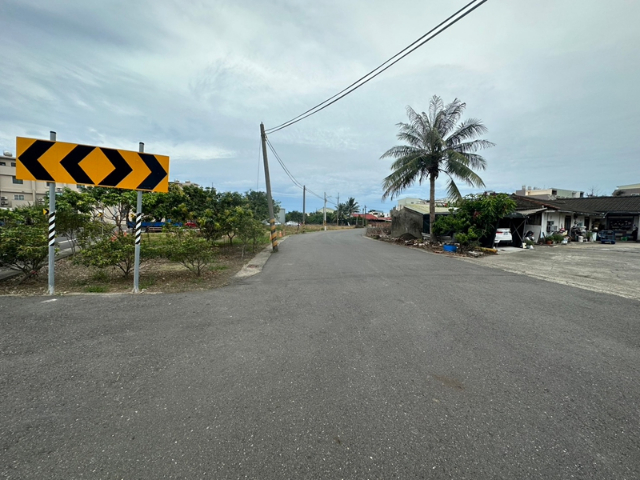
<box><xmin>234</xmin><ymin>236</ymin><xmax>287</xmax><ymax>279</ymax></box>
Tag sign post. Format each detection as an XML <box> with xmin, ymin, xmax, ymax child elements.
<box><xmin>47</xmin><ymin>131</ymin><xmax>56</xmax><ymax>295</ymax></box>
<box><xmin>133</xmin><ymin>142</ymin><xmax>144</xmax><ymax>293</ymax></box>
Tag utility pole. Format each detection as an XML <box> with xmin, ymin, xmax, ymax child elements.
<box><xmin>323</xmin><ymin>192</ymin><xmax>327</xmax><ymax>231</ymax></box>
<box><xmin>302</xmin><ymin>185</ymin><xmax>306</xmax><ymax>226</ymax></box>
<box><xmin>260</xmin><ymin>123</ymin><xmax>278</xmax><ymax>252</ymax></box>
<box><xmin>364</xmin><ymin>205</ymin><xmax>367</xmax><ymax>227</ymax></box>
<box><xmin>336</xmin><ymin>193</ymin><xmax>339</xmax><ymax>226</ymax></box>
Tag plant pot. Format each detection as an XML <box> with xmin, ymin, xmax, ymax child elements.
<box><xmin>546</xmin><ymin>241</ymin><xmax>553</xmax><ymax>245</ymax></box>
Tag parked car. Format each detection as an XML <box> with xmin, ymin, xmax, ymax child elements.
<box><xmin>285</xmin><ymin>221</ymin><xmax>299</xmax><ymax>226</ymax></box>
<box><xmin>494</xmin><ymin>228</ymin><xmax>513</xmax><ymax>245</ymax></box>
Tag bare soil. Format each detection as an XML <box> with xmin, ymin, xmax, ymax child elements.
<box><xmin>0</xmin><ymin>244</ymin><xmax>255</xmax><ymax>296</ymax></box>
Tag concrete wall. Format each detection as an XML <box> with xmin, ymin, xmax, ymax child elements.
<box><xmin>391</xmin><ymin>208</ymin><xmax>423</xmax><ymax>239</ymax></box>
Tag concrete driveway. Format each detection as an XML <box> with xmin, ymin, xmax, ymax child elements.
<box><xmin>463</xmin><ymin>241</ymin><xmax>640</xmax><ymax>301</ymax></box>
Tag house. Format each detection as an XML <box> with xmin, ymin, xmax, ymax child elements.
<box><xmin>612</xmin><ymin>183</ymin><xmax>640</xmax><ymax>197</ymax></box>
<box><xmin>513</xmin><ymin>195</ymin><xmax>640</xmax><ymax>242</ymax></box>
<box><xmin>316</xmin><ymin>207</ymin><xmax>335</xmax><ymax>214</ymax></box>
<box><xmin>390</xmin><ymin>204</ymin><xmax>452</xmax><ymax>239</ymax></box>
<box><xmin>0</xmin><ymin>151</ymin><xmax>80</xmax><ymax>210</ymax></box>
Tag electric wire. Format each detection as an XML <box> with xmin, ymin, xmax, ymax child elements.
<box><xmin>265</xmin><ymin>0</ymin><xmax>487</xmax><ymax>134</ymax></box>
<box><xmin>266</xmin><ymin>136</ymin><xmax>338</xmax><ymax>207</ymax></box>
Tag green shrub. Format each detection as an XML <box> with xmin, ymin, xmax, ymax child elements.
<box><xmin>0</xmin><ymin>207</ymin><xmax>51</xmax><ymax>277</ymax></box>
<box><xmin>159</xmin><ymin>229</ymin><xmax>215</xmax><ymax>276</ymax></box>
<box><xmin>79</xmin><ymin>232</ymin><xmax>157</xmax><ymax>277</ymax></box>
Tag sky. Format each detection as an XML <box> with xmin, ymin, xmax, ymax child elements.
<box><xmin>1</xmin><ymin>0</ymin><xmax>639</xmax><ymax>215</ymax></box>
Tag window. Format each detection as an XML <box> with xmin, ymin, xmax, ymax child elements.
<box><xmin>11</xmin><ymin>162</ymin><xmax>16</xmax><ymax>167</ymax></box>
<box><xmin>12</xmin><ymin>176</ymin><xmax>23</xmax><ymax>184</ymax></box>
<box><xmin>0</xmin><ymin>161</ymin><xmax>6</xmax><ymax>166</ymax></box>
<box><xmin>14</xmin><ymin>194</ymin><xmax>25</xmax><ymax>200</ymax></box>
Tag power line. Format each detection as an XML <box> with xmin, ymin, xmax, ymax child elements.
<box><xmin>266</xmin><ymin>136</ymin><xmax>338</xmax><ymax>207</ymax></box>
<box><xmin>265</xmin><ymin>0</ymin><xmax>487</xmax><ymax>134</ymax></box>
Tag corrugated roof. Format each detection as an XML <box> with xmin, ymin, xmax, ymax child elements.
<box><xmin>543</xmin><ymin>196</ymin><xmax>640</xmax><ymax>214</ymax></box>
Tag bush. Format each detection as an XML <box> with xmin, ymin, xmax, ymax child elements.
<box><xmin>0</xmin><ymin>207</ymin><xmax>50</xmax><ymax>277</ymax></box>
<box><xmin>159</xmin><ymin>229</ymin><xmax>215</xmax><ymax>276</ymax></box>
<box><xmin>78</xmin><ymin>232</ymin><xmax>157</xmax><ymax>277</ymax></box>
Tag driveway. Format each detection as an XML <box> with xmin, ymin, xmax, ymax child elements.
<box><xmin>463</xmin><ymin>241</ymin><xmax>640</xmax><ymax>301</ymax></box>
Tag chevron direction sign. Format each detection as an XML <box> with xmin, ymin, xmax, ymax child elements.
<box><xmin>16</xmin><ymin>137</ymin><xmax>170</xmax><ymax>193</ymax></box>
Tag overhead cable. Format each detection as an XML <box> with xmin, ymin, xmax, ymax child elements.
<box><xmin>265</xmin><ymin>0</ymin><xmax>487</xmax><ymax>134</ymax></box>
<box><xmin>266</xmin><ymin>136</ymin><xmax>338</xmax><ymax>206</ymax></box>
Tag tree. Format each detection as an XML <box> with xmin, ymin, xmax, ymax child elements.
<box><xmin>286</xmin><ymin>211</ymin><xmax>304</xmax><ymax>223</ymax></box>
<box><xmin>382</xmin><ymin>96</ymin><xmax>494</xmax><ymax>235</ymax></box>
<box><xmin>344</xmin><ymin>197</ymin><xmax>360</xmax><ymax>219</ymax></box>
<box><xmin>432</xmin><ymin>193</ymin><xmax>516</xmax><ymax>247</ymax></box>
<box><xmin>85</xmin><ymin>187</ymin><xmax>137</xmax><ymax>233</ymax></box>
<box><xmin>245</xmin><ymin>190</ymin><xmax>280</xmax><ymax>221</ymax></box>
<box><xmin>49</xmin><ymin>188</ymin><xmax>93</xmax><ymax>253</ymax></box>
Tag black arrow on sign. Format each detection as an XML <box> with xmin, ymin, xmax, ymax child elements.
<box><xmin>100</xmin><ymin>148</ymin><xmax>133</xmax><ymax>187</ymax></box>
<box><xmin>19</xmin><ymin>140</ymin><xmax>54</xmax><ymax>181</ymax></box>
<box><xmin>60</xmin><ymin>145</ymin><xmax>94</xmax><ymax>185</ymax></box>
<box><xmin>138</xmin><ymin>153</ymin><xmax>167</xmax><ymax>191</ymax></box>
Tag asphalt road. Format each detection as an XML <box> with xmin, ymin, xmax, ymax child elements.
<box><xmin>1</xmin><ymin>229</ymin><xmax>639</xmax><ymax>479</ymax></box>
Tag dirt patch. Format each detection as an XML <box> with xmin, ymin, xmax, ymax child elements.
<box><xmin>0</xmin><ymin>245</ymin><xmax>256</xmax><ymax>296</ymax></box>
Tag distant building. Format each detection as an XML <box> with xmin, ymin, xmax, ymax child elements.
<box><xmin>316</xmin><ymin>207</ymin><xmax>335</xmax><ymax>214</ymax></box>
<box><xmin>0</xmin><ymin>152</ymin><xmax>80</xmax><ymax>210</ymax></box>
<box><xmin>612</xmin><ymin>183</ymin><xmax>640</xmax><ymax>197</ymax></box>
<box><xmin>171</xmin><ymin>180</ymin><xmax>201</xmax><ymax>189</ymax></box>
<box><xmin>514</xmin><ymin>185</ymin><xmax>584</xmax><ymax>200</ymax></box>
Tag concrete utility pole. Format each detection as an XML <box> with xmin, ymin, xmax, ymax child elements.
<box><xmin>302</xmin><ymin>185</ymin><xmax>306</xmax><ymax>226</ymax></box>
<box><xmin>260</xmin><ymin>123</ymin><xmax>278</xmax><ymax>252</ymax></box>
<box><xmin>323</xmin><ymin>192</ymin><xmax>327</xmax><ymax>231</ymax></box>
<box><xmin>336</xmin><ymin>193</ymin><xmax>339</xmax><ymax>226</ymax></box>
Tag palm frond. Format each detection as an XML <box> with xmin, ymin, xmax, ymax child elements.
<box><xmin>451</xmin><ymin>139</ymin><xmax>495</xmax><ymax>154</ymax></box>
<box><xmin>448</xmin><ymin>119</ymin><xmax>489</xmax><ymax>145</ymax></box>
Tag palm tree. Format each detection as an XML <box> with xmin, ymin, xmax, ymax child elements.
<box><xmin>344</xmin><ymin>197</ymin><xmax>360</xmax><ymax>219</ymax></box>
<box><xmin>381</xmin><ymin>95</ymin><xmax>494</xmax><ymax>234</ymax></box>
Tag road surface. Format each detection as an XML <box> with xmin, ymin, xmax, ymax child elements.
<box><xmin>1</xmin><ymin>229</ymin><xmax>639</xmax><ymax>478</ymax></box>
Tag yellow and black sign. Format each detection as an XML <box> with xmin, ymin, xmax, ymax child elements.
<box><xmin>16</xmin><ymin>137</ymin><xmax>170</xmax><ymax>193</ymax></box>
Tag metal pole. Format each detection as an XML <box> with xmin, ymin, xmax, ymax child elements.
<box><xmin>260</xmin><ymin>123</ymin><xmax>278</xmax><ymax>252</ymax></box>
<box><xmin>47</xmin><ymin>131</ymin><xmax>56</xmax><ymax>295</ymax></box>
<box><xmin>133</xmin><ymin>142</ymin><xmax>144</xmax><ymax>293</ymax></box>
<box><xmin>323</xmin><ymin>193</ymin><xmax>327</xmax><ymax>231</ymax></box>
<box><xmin>302</xmin><ymin>185</ymin><xmax>306</xmax><ymax>226</ymax></box>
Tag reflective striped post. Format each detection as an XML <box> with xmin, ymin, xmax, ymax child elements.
<box><xmin>133</xmin><ymin>142</ymin><xmax>144</xmax><ymax>293</ymax></box>
<box><xmin>47</xmin><ymin>131</ymin><xmax>56</xmax><ymax>295</ymax></box>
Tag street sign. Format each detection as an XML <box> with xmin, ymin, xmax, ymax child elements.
<box><xmin>16</xmin><ymin>137</ymin><xmax>170</xmax><ymax>193</ymax></box>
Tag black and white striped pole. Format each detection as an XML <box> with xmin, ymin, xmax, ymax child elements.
<box><xmin>133</xmin><ymin>142</ymin><xmax>144</xmax><ymax>293</ymax></box>
<box><xmin>47</xmin><ymin>130</ymin><xmax>56</xmax><ymax>295</ymax></box>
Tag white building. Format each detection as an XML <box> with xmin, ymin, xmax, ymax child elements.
<box><xmin>514</xmin><ymin>185</ymin><xmax>584</xmax><ymax>200</ymax></box>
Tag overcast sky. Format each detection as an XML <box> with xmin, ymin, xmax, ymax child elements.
<box><xmin>1</xmin><ymin>0</ymin><xmax>639</xmax><ymax>214</ymax></box>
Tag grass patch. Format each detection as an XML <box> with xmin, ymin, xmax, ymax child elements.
<box><xmin>140</xmin><ymin>276</ymin><xmax>157</xmax><ymax>289</ymax></box>
<box><xmin>91</xmin><ymin>269</ymin><xmax>110</xmax><ymax>282</ymax></box>
<box><xmin>84</xmin><ymin>285</ymin><xmax>108</xmax><ymax>293</ymax></box>
<box><xmin>209</xmin><ymin>265</ymin><xmax>229</xmax><ymax>272</ymax></box>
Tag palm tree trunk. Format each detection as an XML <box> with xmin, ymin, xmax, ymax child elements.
<box><xmin>429</xmin><ymin>174</ymin><xmax>436</xmax><ymax>239</ymax></box>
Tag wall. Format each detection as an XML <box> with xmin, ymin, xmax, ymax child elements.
<box><xmin>391</xmin><ymin>208</ymin><xmax>423</xmax><ymax>239</ymax></box>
